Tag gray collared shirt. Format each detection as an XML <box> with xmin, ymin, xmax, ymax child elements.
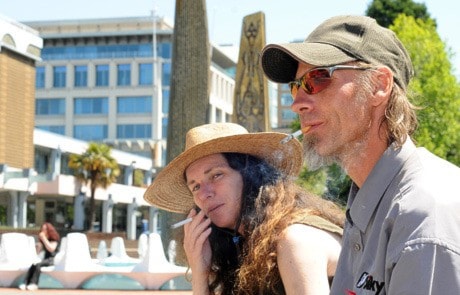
<box><xmin>330</xmin><ymin>138</ymin><xmax>460</xmax><ymax>295</ymax></box>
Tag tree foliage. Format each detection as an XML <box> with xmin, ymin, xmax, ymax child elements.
<box><xmin>366</xmin><ymin>0</ymin><xmax>432</xmax><ymax>28</ymax></box>
<box><xmin>68</xmin><ymin>142</ymin><xmax>120</xmax><ymax>231</ymax></box>
<box><xmin>391</xmin><ymin>15</ymin><xmax>460</xmax><ymax>165</ymax></box>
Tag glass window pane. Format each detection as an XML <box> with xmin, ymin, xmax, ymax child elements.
<box><xmin>74</xmin><ymin>97</ymin><xmax>108</xmax><ymax>114</ymax></box>
<box><xmin>74</xmin><ymin>65</ymin><xmax>88</xmax><ymax>87</ymax></box>
<box><xmin>96</xmin><ymin>64</ymin><xmax>109</xmax><ymax>86</ymax></box>
<box><xmin>117</xmin><ymin>96</ymin><xmax>152</xmax><ymax>114</ymax></box>
<box><xmin>35</xmin><ymin>98</ymin><xmax>65</xmax><ymax>115</ymax></box>
<box><xmin>282</xmin><ymin>109</ymin><xmax>298</xmax><ymax>120</ymax></box>
<box><xmin>36</xmin><ymin>125</ymin><xmax>65</xmax><ymax>135</ymax></box>
<box><xmin>36</xmin><ymin>66</ymin><xmax>45</xmax><ymax>88</ymax></box>
<box><xmin>74</xmin><ymin>125</ymin><xmax>107</xmax><ymax>141</ymax></box>
<box><xmin>53</xmin><ymin>66</ymin><xmax>66</xmax><ymax>88</ymax></box>
<box><xmin>280</xmin><ymin>93</ymin><xmax>293</xmax><ymax>106</ymax></box>
<box><xmin>162</xmin><ymin>62</ymin><xmax>171</xmax><ymax>86</ymax></box>
<box><xmin>139</xmin><ymin>63</ymin><xmax>153</xmax><ymax>85</ymax></box>
<box><xmin>162</xmin><ymin>89</ymin><xmax>169</xmax><ymax>114</ymax></box>
<box><xmin>116</xmin><ymin>124</ymin><xmax>151</xmax><ymax>139</ymax></box>
<box><xmin>117</xmin><ymin>64</ymin><xmax>131</xmax><ymax>86</ymax></box>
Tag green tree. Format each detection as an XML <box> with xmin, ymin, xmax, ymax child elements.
<box><xmin>68</xmin><ymin>142</ymin><xmax>120</xmax><ymax>231</ymax></box>
<box><xmin>366</xmin><ymin>0</ymin><xmax>432</xmax><ymax>28</ymax></box>
<box><xmin>391</xmin><ymin>15</ymin><xmax>460</xmax><ymax>165</ymax></box>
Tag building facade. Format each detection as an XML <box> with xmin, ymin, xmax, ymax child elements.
<box><xmin>0</xmin><ymin>16</ymin><xmax>237</xmax><ymax>238</ymax></box>
<box><xmin>26</xmin><ymin>16</ymin><xmax>236</xmax><ymax>166</ymax></box>
<box><xmin>1</xmin><ymin>15</ymin><xmax>296</xmax><ymax>238</ymax></box>
<box><xmin>0</xmin><ymin>15</ymin><xmax>42</xmax><ymax>169</ymax></box>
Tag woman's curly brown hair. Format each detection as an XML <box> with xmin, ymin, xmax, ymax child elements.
<box><xmin>237</xmin><ymin>181</ymin><xmax>344</xmax><ymax>294</ymax></box>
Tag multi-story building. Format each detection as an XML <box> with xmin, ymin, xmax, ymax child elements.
<box><xmin>26</xmin><ymin>16</ymin><xmax>237</xmax><ymax>167</ymax></box>
<box><xmin>0</xmin><ymin>15</ymin><xmax>237</xmax><ymax>237</ymax></box>
<box><xmin>1</xmin><ymin>14</ymin><xmax>297</xmax><ymax>238</ymax></box>
<box><xmin>0</xmin><ymin>14</ymin><xmax>42</xmax><ymax>169</ymax></box>
<box><xmin>1</xmin><ymin>127</ymin><xmax>156</xmax><ymax>239</ymax></box>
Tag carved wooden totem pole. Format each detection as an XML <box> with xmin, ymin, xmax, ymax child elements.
<box><xmin>233</xmin><ymin>12</ymin><xmax>270</xmax><ymax>132</ymax></box>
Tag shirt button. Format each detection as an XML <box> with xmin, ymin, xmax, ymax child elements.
<box><xmin>354</xmin><ymin>243</ymin><xmax>361</xmax><ymax>251</ymax></box>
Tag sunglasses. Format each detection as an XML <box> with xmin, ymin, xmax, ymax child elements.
<box><xmin>288</xmin><ymin>65</ymin><xmax>371</xmax><ymax>97</ymax></box>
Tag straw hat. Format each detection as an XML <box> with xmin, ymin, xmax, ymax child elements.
<box><xmin>143</xmin><ymin>123</ymin><xmax>303</xmax><ymax>213</ymax></box>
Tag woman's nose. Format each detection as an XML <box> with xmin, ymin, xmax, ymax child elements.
<box><xmin>196</xmin><ymin>182</ymin><xmax>214</xmax><ymax>201</ymax></box>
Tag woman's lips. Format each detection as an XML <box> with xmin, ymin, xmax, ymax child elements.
<box><xmin>207</xmin><ymin>203</ymin><xmax>223</xmax><ymax>215</ymax></box>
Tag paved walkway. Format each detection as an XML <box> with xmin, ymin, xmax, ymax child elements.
<box><xmin>0</xmin><ymin>288</ymin><xmax>192</xmax><ymax>294</ymax></box>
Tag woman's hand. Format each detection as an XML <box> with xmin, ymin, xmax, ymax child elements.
<box><xmin>38</xmin><ymin>231</ymin><xmax>58</xmax><ymax>253</ymax></box>
<box><xmin>183</xmin><ymin>208</ymin><xmax>212</xmax><ymax>293</ymax></box>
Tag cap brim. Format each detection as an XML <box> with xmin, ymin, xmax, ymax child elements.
<box><xmin>261</xmin><ymin>43</ymin><xmax>357</xmax><ymax>83</ymax></box>
<box><xmin>143</xmin><ymin>132</ymin><xmax>303</xmax><ymax>213</ymax></box>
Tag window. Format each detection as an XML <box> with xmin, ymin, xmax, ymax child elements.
<box><xmin>36</xmin><ymin>98</ymin><xmax>65</xmax><ymax>115</ymax></box>
<box><xmin>74</xmin><ymin>65</ymin><xmax>88</xmax><ymax>87</ymax></box>
<box><xmin>36</xmin><ymin>66</ymin><xmax>45</xmax><ymax>88</ymax></box>
<box><xmin>74</xmin><ymin>97</ymin><xmax>108</xmax><ymax>114</ymax></box>
<box><xmin>162</xmin><ymin>117</ymin><xmax>168</xmax><ymax>139</ymax></box>
<box><xmin>162</xmin><ymin>89</ymin><xmax>169</xmax><ymax>114</ymax></box>
<box><xmin>139</xmin><ymin>63</ymin><xmax>153</xmax><ymax>85</ymax></box>
<box><xmin>74</xmin><ymin>125</ymin><xmax>108</xmax><ymax>141</ymax></box>
<box><xmin>117</xmin><ymin>96</ymin><xmax>152</xmax><ymax>114</ymax></box>
<box><xmin>53</xmin><ymin>66</ymin><xmax>66</xmax><ymax>88</ymax></box>
<box><xmin>117</xmin><ymin>64</ymin><xmax>131</xmax><ymax>86</ymax></box>
<box><xmin>34</xmin><ymin>148</ymin><xmax>50</xmax><ymax>174</ymax></box>
<box><xmin>117</xmin><ymin>124</ymin><xmax>152</xmax><ymax>139</ymax></box>
<box><xmin>41</xmin><ymin>44</ymin><xmax>154</xmax><ymax>60</ymax></box>
<box><xmin>282</xmin><ymin>109</ymin><xmax>298</xmax><ymax>121</ymax></box>
<box><xmin>158</xmin><ymin>42</ymin><xmax>172</xmax><ymax>59</ymax></box>
<box><xmin>96</xmin><ymin>64</ymin><xmax>109</xmax><ymax>86</ymax></box>
<box><xmin>280</xmin><ymin>93</ymin><xmax>293</xmax><ymax>106</ymax></box>
<box><xmin>35</xmin><ymin>125</ymin><xmax>65</xmax><ymax>135</ymax></box>
<box><xmin>162</xmin><ymin>62</ymin><xmax>171</xmax><ymax>86</ymax></box>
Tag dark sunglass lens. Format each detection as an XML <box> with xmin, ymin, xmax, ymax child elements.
<box><xmin>305</xmin><ymin>68</ymin><xmax>332</xmax><ymax>94</ymax></box>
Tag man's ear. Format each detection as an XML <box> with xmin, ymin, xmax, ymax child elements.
<box><xmin>371</xmin><ymin>66</ymin><xmax>393</xmax><ymax>107</ymax></box>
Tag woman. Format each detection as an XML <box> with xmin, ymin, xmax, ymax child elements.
<box><xmin>144</xmin><ymin>123</ymin><xmax>344</xmax><ymax>294</ymax></box>
<box><xmin>19</xmin><ymin>222</ymin><xmax>60</xmax><ymax>291</ymax></box>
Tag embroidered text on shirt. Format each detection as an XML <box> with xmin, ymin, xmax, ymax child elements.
<box><xmin>356</xmin><ymin>272</ymin><xmax>385</xmax><ymax>295</ymax></box>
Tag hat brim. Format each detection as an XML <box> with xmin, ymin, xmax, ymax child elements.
<box><xmin>143</xmin><ymin>132</ymin><xmax>303</xmax><ymax>213</ymax></box>
<box><xmin>261</xmin><ymin>43</ymin><xmax>357</xmax><ymax>83</ymax></box>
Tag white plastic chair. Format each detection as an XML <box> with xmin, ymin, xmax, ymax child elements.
<box><xmin>109</xmin><ymin>237</ymin><xmax>130</xmax><ymax>260</ymax></box>
<box><xmin>0</xmin><ymin>232</ymin><xmax>40</xmax><ymax>270</ymax></box>
<box><xmin>96</xmin><ymin>240</ymin><xmax>108</xmax><ymax>261</ymax></box>
<box><xmin>53</xmin><ymin>236</ymin><xmax>67</xmax><ymax>265</ymax></box>
<box><xmin>137</xmin><ymin>233</ymin><xmax>148</xmax><ymax>260</ymax></box>
<box><xmin>133</xmin><ymin>233</ymin><xmax>186</xmax><ymax>273</ymax></box>
<box><xmin>53</xmin><ymin>232</ymin><xmax>98</xmax><ymax>271</ymax></box>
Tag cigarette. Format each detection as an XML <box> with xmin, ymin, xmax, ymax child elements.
<box><xmin>280</xmin><ymin>126</ymin><xmax>311</xmax><ymax>144</ymax></box>
<box><xmin>171</xmin><ymin>217</ymin><xmax>193</xmax><ymax>229</ymax></box>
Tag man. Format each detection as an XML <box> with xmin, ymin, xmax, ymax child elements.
<box><xmin>260</xmin><ymin>15</ymin><xmax>460</xmax><ymax>294</ymax></box>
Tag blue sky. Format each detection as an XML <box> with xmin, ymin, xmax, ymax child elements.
<box><xmin>1</xmin><ymin>0</ymin><xmax>459</xmax><ymax>78</ymax></box>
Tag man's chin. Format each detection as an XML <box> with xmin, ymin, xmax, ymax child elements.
<box><xmin>302</xmin><ymin>142</ymin><xmax>336</xmax><ymax>171</ymax></box>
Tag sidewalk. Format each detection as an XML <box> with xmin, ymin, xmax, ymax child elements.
<box><xmin>0</xmin><ymin>288</ymin><xmax>192</xmax><ymax>295</ymax></box>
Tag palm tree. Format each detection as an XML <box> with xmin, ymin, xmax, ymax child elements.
<box><xmin>68</xmin><ymin>142</ymin><xmax>120</xmax><ymax>231</ymax></box>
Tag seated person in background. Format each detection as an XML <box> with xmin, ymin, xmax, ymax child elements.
<box><xmin>144</xmin><ymin>122</ymin><xmax>345</xmax><ymax>295</ymax></box>
<box><xmin>19</xmin><ymin>222</ymin><xmax>60</xmax><ymax>291</ymax></box>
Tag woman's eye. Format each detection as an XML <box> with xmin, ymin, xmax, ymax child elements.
<box><xmin>191</xmin><ymin>184</ymin><xmax>200</xmax><ymax>192</ymax></box>
<box><xmin>213</xmin><ymin>172</ymin><xmax>223</xmax><ymax>180</ymax></box>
